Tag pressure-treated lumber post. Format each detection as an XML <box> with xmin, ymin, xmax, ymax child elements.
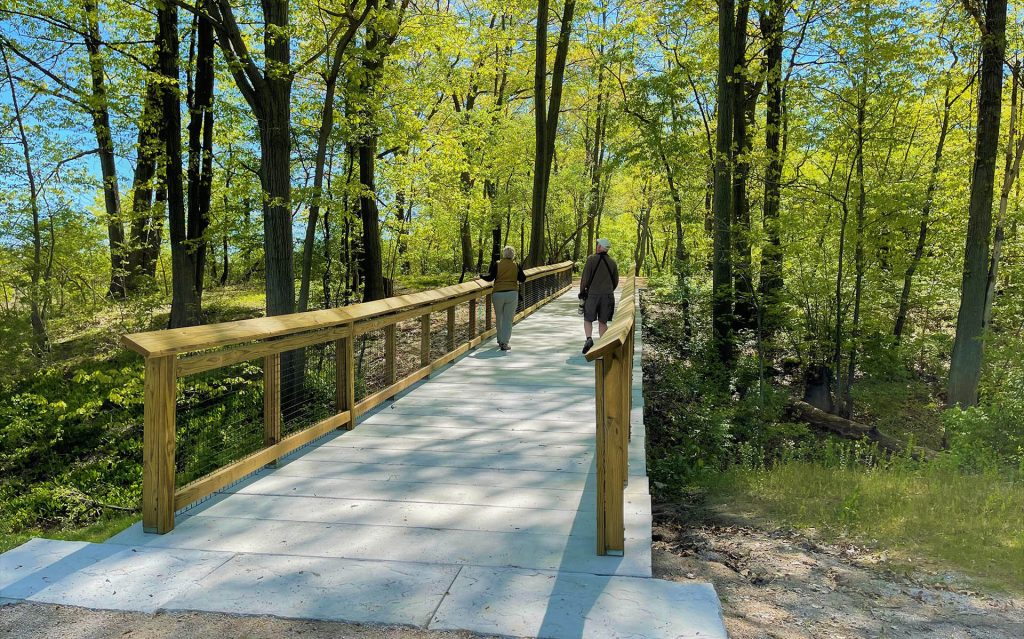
<box><xmin>142</xmin><ymin>354</ymin><xmax>176</xmax><ymax>534</ymax></box>
<box><xmin>420</xmin><ymin>313</ymin><xmax>431</xmax><ymax>367</ymax></box>
<box><xmin>485</xmin><ymin>294</ymin><xmax>492</xmax><ymax>330</ymax></box>
<box><xmin>447</xmin><ymin>305</ymin><xmax>456</xmax><ymax>351</ymax></box>
<box><xmin>469</xmin><ymin>298</ymin><xmax>477</xmax><ymax>338</ymax></box>
<box><xmin>594</xmin><ymin>357</ymin><xmax>608</xmax><ymax>554</ymax></box>
<box><xmin>338</xmin><ymin>331</ymin><xmax>356</xmax><ymax>429</ymax></box>
<box><xmin>599</xmin><ymin>351</ymin><xmax>626</xmax><ymax>555</ymax></box>
<box><xmin>264</xmin><ymin>353</ymin><xmax>282</xmax><ymax>465</ymax></box>
<box><xmin>384</xmin><ymin>323</ymin><xmax>397</xmax><ymax>387</ymax></box>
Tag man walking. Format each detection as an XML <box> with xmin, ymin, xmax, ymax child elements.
<box><xmin>580</xmin><ymin>238</ymin><xmax>619</xmax><ymax>354</ymax></box>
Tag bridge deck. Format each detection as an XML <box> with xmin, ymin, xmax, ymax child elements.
<box><xmin>2</xmin><ymin>289</ymin><xmax>726</xmax><ymax>638</ymax></box>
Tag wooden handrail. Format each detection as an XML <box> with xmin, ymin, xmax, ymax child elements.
<box><xmin>583</xmin><ymin>275</ymin><xmax>637</xmax><ymax>555</ymax></box>
<box><xmin>128</xmin><ymin>262</ymin><xmax>573</xmax><ymax>534</ymax></box>
<box><xmin>123</xmin><ymin>262</ymin><xmax>572</xmax><ymax>358</ymax></box>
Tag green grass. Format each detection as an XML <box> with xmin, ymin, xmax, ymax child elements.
<box><xmin>0</xmin><ymin>512</ymin><xmax>140</xmax><ymax>554</ymax></box>
<box><xmin>708</xmin><ymin>462</ymin><xmax>1024</xmax><ymax>592</ymax></box>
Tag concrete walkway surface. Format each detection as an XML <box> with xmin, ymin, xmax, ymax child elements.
<box><xmin>1</xmin><ymin>290</ymin><xmax>726</xmax><ymax>638</ymax></box>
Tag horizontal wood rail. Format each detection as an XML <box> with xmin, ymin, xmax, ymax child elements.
<box><xmin>125</xmin><ymin>262</ymin><xmax>573</xmax><ymax>533</ymax></box>
<box><xmin>584</xmin><ymin>275</ymin><xmax>637</xmax><ymax>555</ymax></box>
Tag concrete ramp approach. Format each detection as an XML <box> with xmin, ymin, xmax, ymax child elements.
<box><xmin>1</xmin><ymin>290</ymin><xmax>726</xmax><ymax>638</ymax></box>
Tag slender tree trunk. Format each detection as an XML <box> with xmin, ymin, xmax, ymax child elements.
<box><xmin>160</xmin><ymin>2</ymin><xmax>200</xmax><ymax>328</ymax></box>
<box><xmin>895</xmin><ymin>82</ymin><xmax>954</xmax><ymax>340</ymax></box>
<box><xmin>528</xmin><ymin>0</ymin><xmax>550</xmax><ymax>267</ymax></box>
<box><xmin>712</xmin><ymin>0</ymin><xmax>737</xmax><ymax>362</ymax></box>
<box><xmin>983</xmin><ymin>62</ymin><xmax>1024</xmax><ymax>331</ymax></box>
<box><xmin>83</xmin><ymin>0</ymin><xmax>126</xmax><ymax>298</ymax></box>
<box><xmin>3</xmin><ymin>44</ymin><xmax>48</xmax><ymax>351</ymax></box>
<box><xmin>948</xmin><ymin>0</ymin><xmax>1007</xmax><ymax>409</ymax></box>
<box><xmin>758</xmin><ymin>0</ymin><xmax>784</xmax><ymax>331</ymax></box>
<box><xmin>732</xmin><ymin>0</ymin><xmax>756</xmax><ymax>331</ymax></box>
<box><xmin>843</xmin><ymin>90</ymin><xmax>867</xmax><ymax>419</ymax></box>
<box><xmin>184</xmin><ymin>4</ymin><xmax>215</xmax><ymax>314</ymax></box>
<box><xmin>126</xmin><ymin>80</ymin><xmax>161</xmax><ymax>293</ymax></box>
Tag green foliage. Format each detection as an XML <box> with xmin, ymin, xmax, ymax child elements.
<box><xmin>0</xmin><ymin>356</ymin><xmax>145</xmax><ymax>539</ymax></box>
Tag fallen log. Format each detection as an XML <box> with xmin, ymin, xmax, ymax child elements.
<box><xmin>790</xmin><ymin>400</ymin><xmax>937</xmax><ymax>460</ymax></box>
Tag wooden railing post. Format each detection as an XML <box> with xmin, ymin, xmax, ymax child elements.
<box><xmin>142</xmin><ymin>354</ymin><xmax>176</xmax><ymax>534</ymax></box>
<box><xmin>485</xmin><ymin>294</ymin><xmax>492</xmax><ymax>330</ymax></box>
<box><xmin>335</xmin><ymin>331</ymin><xmax>356</xmax><ymax>429</ymax></box>
<box><xmin>447</xmin><ymin>305</ymin><xmax>456</xmax><ymax>351</ymax></box>
<box><xmin>595</xmin><ymin>350</ymin><xmax>626</xmax><ymax>556</ymax></box>
<box><xmin>468</xmin><ymin>298</ymin><xmax>477</xmax><ymax>338</ymax></box>
<box><xmin>420</xmin><ymin>313</ymin><xmax>431</xmax><ymax>367</ymax></box>
<box><xmin>264</xmin><ymin>353</ymin><xmax>282</xmax><ymax>466</ymax></box>
<box><xmin>384</xmin><ymin>323</ymin><xmax>397</xmax><ymax>388</ymax></box>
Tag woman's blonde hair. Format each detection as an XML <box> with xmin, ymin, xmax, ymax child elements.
<box><xmin>502</xmin><ymin>246</ymin><xmax>516</xmax><ymax>260</ymax></box>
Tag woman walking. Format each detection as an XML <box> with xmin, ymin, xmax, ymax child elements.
<box><xmin>480</xmin><ymin>246</ymin><xmax>526</xmax><ymax>351</ymax></box>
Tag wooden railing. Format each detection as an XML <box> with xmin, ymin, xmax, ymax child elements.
<box><xmin>583</xmin><ymin>275</ymin><xmax>637</xmax><ymax>556</ymax></box>
<box><xmin>124</xmin><ymin>262</ymin><xmax>573</xmax><ymax>533</ymax></box>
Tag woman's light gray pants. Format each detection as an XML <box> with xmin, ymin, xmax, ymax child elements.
<box><xmin>492</xmin><ymin>290</ymin><xmax>518</xmax><ymax>345</ymax></box>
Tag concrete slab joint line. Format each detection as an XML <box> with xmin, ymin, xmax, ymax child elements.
<box><xmin>0</xmin><ymin>289</ymin><xmax>727</xmax><ymax>638</ymax></box>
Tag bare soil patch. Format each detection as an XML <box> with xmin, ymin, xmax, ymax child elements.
<box><xmin>650</xmin><ymin>501</ymin><xmax>1023</xmax><ymax>639</ymax></box>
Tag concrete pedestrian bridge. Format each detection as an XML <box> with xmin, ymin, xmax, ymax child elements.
<box><xmin>1</xmin><ymin>264</ymin><xmax>726</xmax><ymax>638</ymax></box>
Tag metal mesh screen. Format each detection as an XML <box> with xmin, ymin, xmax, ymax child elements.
<box><xmin>175</xmin><ymin>361</ymin><xmax>264</xmax><ymax>487</ymax></box>
<box><xmin>280</xmin><ymin>343</ymin><xmax>337</xmax><ymax>437</ymax></box>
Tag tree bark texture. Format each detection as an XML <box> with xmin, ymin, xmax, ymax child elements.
<box><xmin>712</xmin><ymin>0</ymin><xmax>737</xmax><ymax>362</ymax></box>
<box><xmin>948</xmin><ymin>0</ymin><xmax>1007</xmax><ymax>409</ymax></box>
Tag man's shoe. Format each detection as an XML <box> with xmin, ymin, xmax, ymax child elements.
<box><xmin>582</xmin><ymin>337</ymin><xmax>594</xmax><ymax>354</ymax></box>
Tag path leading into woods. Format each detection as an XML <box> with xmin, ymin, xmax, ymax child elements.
<box><xmin>0</xmin><ymin>290</ymin><xmax>726</xmax><ymax>638</ymax></box>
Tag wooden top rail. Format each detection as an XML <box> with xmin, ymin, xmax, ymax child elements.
<box><xmin>123</xmin><ymin>262</ymin><xmax>572</xmax><ymax>359</ymax></box>
<box><xmin>584</xmin><ymin>276</ymin><xmax>637</xmax><ymax>362</ymax></box>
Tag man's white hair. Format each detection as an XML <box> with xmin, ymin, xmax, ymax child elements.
<box><xmin>502</xmin><ymin>246</ymin><xmax>516</xmax><ymax>260</ymax></box>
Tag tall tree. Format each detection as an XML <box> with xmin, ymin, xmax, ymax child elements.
<box><xmin>527</xmin><ymin>0</ymin><xmax>576</xmax><ymax>267</ymax></box>
<box><xmin>948</xmin><ymin>0</ymin><xmax>1007</xmax><ymax>408</ymax></box>
<box><xmin>712</xmin><ymin>0</ymin><xmax>737</xmax><ymax>362</ymax></box>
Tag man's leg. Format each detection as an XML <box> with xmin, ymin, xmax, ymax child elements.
<box><xmin>598</xmin><ymin>321</ymin><xmax>608</xmax><ymax>337</ymax></box>
<box><xmin>584</xmin><ymin>320</ymin><xmax>593</xmax><ymax>338</ymax></box>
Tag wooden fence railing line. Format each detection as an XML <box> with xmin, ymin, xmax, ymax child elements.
<box><xmin>126</xmin><ymin>262</ymin><xmax>573</xmax><ymax>534</ymax></box>
<box><xmin>584</xmin><ymin>274</ymin><xmax>637</xmax><ymax>556</ymax></box>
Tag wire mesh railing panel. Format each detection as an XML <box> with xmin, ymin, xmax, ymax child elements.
<box><xmin>429</xmin><ymin>311</ymin><xmax>449</xmax><ymax>361</ymax></box>
<box><xmin>355</xmin><ymin>328</ymin><xmax>387</xmax><ymax>403</ymax></box>
<box><xmin>175</xmin><ymin>361</ymin><xmax>264</xmax><ymax>488</ymax></box>
<box><xmin>280</xmin><ymin>343</ymin><xmax>337</xmax><ymax>438</ymax></box>
<box><xmin>394</xmin><ymin>316</ymin><xmax>423</xmax><ymax>380</ymax></box>
<box><xmin>454</xmin><ymin>301</ymin><xmax>471</xmax><ymax>346</ymax></box>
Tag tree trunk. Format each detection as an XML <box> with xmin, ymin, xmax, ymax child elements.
<box><xmin>160</xmin><ymin>3</ymin><xmax>200</xmax><ymax>329</ymax></box>
<box><xmin>184</xmin><ymin>4</ymin><xmax>215</xmax><ymax>315</ymax></box>
<box><xmin>895</xmin><ymin>81</ymin><xmax>954</xmax><ymax>340</ymax></box>
<box><xmin>298</xmin><ymin>8</ymin><xmax>368</xmax><ymax>311</ymax></box>
<box><xmin>712</xmin><ymin>0</ymin><xmax>737</xmax><ymax>362</ymax></box>
<box><xmin>3</xmin><ymin>44</ymin><xmax>49</xmax><ymax>352</ymax></box>
<box><xmin>732</xmin><ymin>0</ymin><xmax>756</xmax><ymax>331</ymax></box>
<box><xmin>528</xmin><ymin>0</ymin><xmax>550</xmax><ymax>267</ymax></box>
<box><xmin>83</xmin><ymin>0</ymin><xmax>126</xmax><ymax>298</ymax></box>
<box><xmin>843</xmin><ymin>89</ymin><xmax>867</xmax><ymax>419</ymax></box>
<box><xmin>126</xmin><ymin>81</ymin><xmax>161</xmax><ymax>293</ymax></box>
<box><xmin>983</xmin><ymin>62</ymin><xmax>1024</xmax><ymax>331</ymax></box>
<box><xmin>758</xmin><ymin>0</ymin><xmax>784</xmax><ymax>328</ymax></box>
<box><xmin>948</xmin><ymin>0</ymin><xmax>1007</xmax><ymax>409</ymax></box>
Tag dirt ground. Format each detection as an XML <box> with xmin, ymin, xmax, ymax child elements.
<box><xmin>650</xmin><ymin>502</ymin><xmax>1024</xmax><ymax>639</ymax></box>
<box><xmin>3</xmin><ymin>507</ymin><xmax>1022</xmax><ymax>638</ymax></box>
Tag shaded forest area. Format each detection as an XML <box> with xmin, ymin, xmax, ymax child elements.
<box><xmin>0</xmin><ymin>0</ymin><xmax>1021</xmax><ymax>590</ymax></box>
